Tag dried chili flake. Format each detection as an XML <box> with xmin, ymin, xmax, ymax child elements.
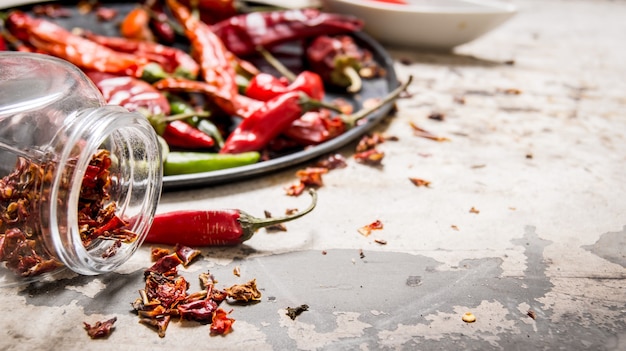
<box><xmin>145</xmin><ymin>253</ymin><xmax>183</xmax><ymax>276</ymax></box>
<box><xmin>527</xmin><ymin>309</ymin><xmax>537</xmax><ymax>320</ymax></box>
<box><xmin>286</xmin><ymin>304</ymin><xmax>309</xmax><ymax>320</ymax></box>
<box><xmin>83</xmin><ymin>317</ymin><xmax>117</xmax><ymax>339</ymax></box>
<box><xmin>175</xmin><ymin>244</ymin><xmax>201</xmax><ymax>266</ymax></box>
<box><xmin>409</xmin><ymin>121</ymin><xmax>450</xmax><ymax>142</ymax></box>
<box><xmin>139</xmin><ymin>315</ymin><xmax>171</xmax><ymax>338</ymax></box>
<box><xmin>285</xmin><ymin>181</ymin><xmax>306</xmax><ymax>197</ymax></box>
<box><xmin>409</xmin><ymin>178</ymin><xmax>431</xmax><ymax>187</ymax></box>
<box><xmin>210</xmin><ymin>308</ymin><xmax>235</xmax><ymax>335</ymax></box>
<box><xmin>358</xmin><ymin>220</ymin><xmax>383</xmax><ymax>237</ymax></box>
<box><xmin>178</xmin><ymin>299</ymin><xmax>218</xmax><ymax>322</ymax></box>
<box><xmin>225</xmin><ymin>279</ymin><xmax>262</xmax><ymax>302</ymax></box>
<box><xmin>151</xmin><ymin>247</ymin><xmax>171</xmax><ymax>261</ymax></box>
<box><xmin>469</xmin><ymin>207</ymin><xmax>480</xmax><ymax>214</ymax></box>
<box><xmin>354</xmin><ymin>149</ymin><xmax>385</xmax><ymax>165</ymax></box>
<box><xmin>314</xmin><ymin>153</ymin><xmax>347</xmax><ymax>170</ymax></box>
<box><xmin>296</xmin><ymin>167</ymin><xmax>328</xmax><ymax>187</ymax></box>
<box><xmin>233</xmin><ymin>266</ymin><xmax>241</xmax><ymax>277</ymax></box>
<box><xmin>356</xmin><ymin>132</ymin><xmax>386</xmax><ymax>153</ymax></box>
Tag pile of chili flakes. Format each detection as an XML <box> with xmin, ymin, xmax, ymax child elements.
<box><xmin>132</xmin><ymin>244</ymin><xmax>262</xmax><ymax>337</ymax></box>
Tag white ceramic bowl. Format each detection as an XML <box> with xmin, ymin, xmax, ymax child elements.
<box><xmin>321</xmin><ymin>0</ymin><xmax>517</xmax><ymax>50</ymax></box>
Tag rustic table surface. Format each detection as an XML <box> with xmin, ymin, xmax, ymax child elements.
<box><xmin>1</xmin><ymin>1</ymin><xmax>625</xmax><ymax>350</ymax></box>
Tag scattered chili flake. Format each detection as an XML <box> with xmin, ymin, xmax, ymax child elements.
<box><xmin>314</xmin><ymin>153</ymin><xmax>347</xmax><ymax>170</ymax></box>
<box><xmin>409</xmin><ymin>178</ymin><xmax>431</xmax><ymax>187</ymax></box>
<box><xmin>527</xmin><ymin>309</ymin><xmax>537</xmax><ymax>320</ymax></box>
<box><xmin>354</xmin><ymin>148</ymin><xmax>385</xmax><ymax>165</ymax></box>
<box><xmin>469</xmin><ymin>207</ymin><xmax>480</xmax><ymax>214</ymax></box>
<box><xmin>498</xmin><ymin>88</ymin><xmax>522</xmax><ymax>95</ymax></box>
<box><xmin>451</xmin><ymin>225</ymin><xmax>459</xmax><ymax>231</ymax></box>
<box><xmin>225</xmin><ymin>279</ymin><xmax>262</xmax><ymax>302</ymax></box>
<box><xmin>355</xmin><ymin>132</ymin><xmax>386</xmax><ymax>153</ymax></box>
<box><xmin>175</xmin><ymin>244</ymin><xmax>201</xmax><ymax>266</ymax></box>
<box><xmin>264</xmin><ymin>211</ymin><xmax>287</xmax><ymax>232</ymax></box>
<box><xmin>428</xmin><ymin>112</ymin><xmax>445</xmax><ymax>121</ymax></box>
<box><xmin>358</xmin><ymin>220</ymin><xmax>383</xmax><ymax>237</ymax></box>
<box><xmin>84</xmin><ymin>317</ymin><xmax>117</xmax><ymax>339</ymax></box>
<box><xmin>210</xmin><ymin>308</ymin><xmax>235</xmax><ymax>335</ymax></box>
<box><xmin>286</xmin><ymin>304</ymin><xmax>309</xmax><ymax>320</ymax></box>
<box><xmin>359</xmin><ymin>249</ymin><xmax>365</xmax><ymax>259</ymax></box>
<box><xmin>374</xmin><ymin>238</ymin><xmax>387</xmax><ymax>245</ymax></box>
<box><xmin>233</xmin><ymin>266</ymin><xmax>241</xmax><ymax>277</ymax></box>
<box><xmin>151</xmin><ymin>247</ymin><xmax>171</xmax><ymax>261</ymax></box>
<box><xmin>409</xmin><ymin>121</ymin><xmax>450</xmax><ymax>142</ymax></box>
<box><xmin>296</xmin><ymin>167</ymin><xmax>328</xmax><ymax>187</ymax></box>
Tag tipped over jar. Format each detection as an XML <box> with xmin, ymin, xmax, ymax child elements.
<box><xmin>0</xmin><ymin>52</ymin><xmax>162</xmax><ymax>286</ymax></box>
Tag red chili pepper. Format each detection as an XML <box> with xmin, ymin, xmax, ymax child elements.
<box><xmin>306</xmin><ymin>35</ymin><xmax>365</xmax><ymax>93</ymax></box>
<box><xmin>220</xmin><ymin>91</ymin><xmax>328</xmax><ymax>154</ymax></box>
<box><xmin>153</xmin><ymin>77</ymin><xmax>258</xmax><ymax>117</ymax></box>
<box><xmin>85</xmin><ymin>71</ymin><xmax>170</xmax><ymax>116</ymax></box>
<box><xmin>0</xmin><ymin>35</ymin><xmax>6</xmax><ymax>51</ymax></box>
<box><xmin>166</xmin><ymin>0</ymin><xmax>238</xmax><ymax>99</ymax></box>
<box><xmin>211</xmin><ymin>9</ymin><xmax>364</xmax><ymax>57</ymax></box>
<box><xmin>181</xmin><ymin>0</ymin><xmax>237</xmax><ymax>25</ymax></box>
<box><xmin>120</xmin><ymin>6</ymin><xmax>154</xmax><ymax>42</ymax></box>
<box><xmin>162</xmin><ymin>120</ymin><xmax>216</xmax><ymax>150</ymax></box>
<box><xmin>144</xmin><ymin>188</ymin><xmax>317</xmax><ymax>246</ymax></box>
<box><xmin>282</xmin><ymin>109</ymin><xmax>346</xmax><ymax>145</ymax></box>
<box><xmin>245</xmin><ymin>71</ymin><xmax>324</xmax><ymax>102</ymax></box>
<box><xmin>5</xmin><ymin>11</ymin><xmax>162</xmax><ymax>80</ymax></box>
<box><xmin>83</xmin><ymin>32</ymin><xmax>199</xmax><ymax>79</ymax></box>
<box><xmin>145</xmin><ymin>3</ymin><xmax>177</xmax><ymax>44</ymax></box>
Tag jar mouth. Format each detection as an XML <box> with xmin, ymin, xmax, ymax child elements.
<box><xmin>47</xmin><ymin>105</ymin><xmax>162</xmax><ymax>275</ymax></box>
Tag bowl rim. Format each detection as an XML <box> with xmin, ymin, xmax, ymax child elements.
<box><xmin>323</xmin><ymin>0</ymin><xmax>518</xmax><ymax>15</ymax></box>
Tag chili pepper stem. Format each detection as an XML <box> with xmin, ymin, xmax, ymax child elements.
<box><xmin>344</xmin><ymin>66</ymin><xmax>363</xmax><ymax>93</ymax></box>
<box><xmin>237</xmin><ymin>188</ymin><xmax>318</xmax><ymax>242</ymax></box>
<box><xmin>342</xmin><ymin>75</ymin><xmax>412</xmax><ymax>128</ymax></box>
<box><xmin>299</xmin><ymin>95</ymin><xmax>344</xmax><ymax>114</ymax></box>
<box><xmin>256</xmin><ymin>45</ymin><xmax>296</xmax><ymax>82</ymax></box>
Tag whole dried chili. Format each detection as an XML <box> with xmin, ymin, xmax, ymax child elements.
<box><xmin>85</xmin><ymin>71</ymin><xmax>171</xmax><ymax>116</ymax></box>
<box><xmin>144</xmin><ymin>188</ymin><xmax>317</xmax><ymax>246</ymax></box>
<box><xmin>245</xmin><ymin>71</ymin><xmax>325</xmax><ymax>102</ymax></box>
<box><xmin>166</xmin><ymin>0</ymin><xmax>238</xmax><ymax>100</ymax></box>
<box><xmin>83</xmin><ymin>31</ymin><xmax>199</xmax><ymax>79</ymax></box>
<box><xmin>5</xmin><ymin>11</ymin><xmax>165</xmax><ymax>80</ymax></box>
<box><xmin>219</xmin><ymin>91</ymin><xmax>333</xmax><ymax>154</ymax></box>
<box><xmin>283</xmin><ymin>75</ymin><xmax>413</xmax><ymax>147</ymax></box>
<box><xmin>306</xmin><ymin>35</ymin><xmax>366</xmax><ymax>93</ymax></box>
<box><xmin>161</xmin><ymin>120</ymin><xmax>216</xmax><ymax>150</ymax></box>
<box><xmin>211</xmin><ymin>9</ymin><xmax>364</xmax><ymax>57</ymax></box>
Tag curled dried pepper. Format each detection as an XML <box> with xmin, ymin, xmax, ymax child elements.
<box><xmin>83</xmin><ymin>31</ymin><xmax>199</xmax><ymax>79</ymax></box>
<box><xmin>166</xmin><ymin>0</ymin><xmax>238</xmax><ymax>99</ymax></box>
<box><xmin>211</xmin><ymin>9</ymin><xmax>364</xmax><ymax>57</ymax></box>
<box><xmin>144</xmin><ymin>188</ymin><xmax>317</xmax><ymax>246</ymax></box>
<box><xmin>5</xmin><ymin>11</ymin><xmax>165</xmax><ymax>80</ymax></box>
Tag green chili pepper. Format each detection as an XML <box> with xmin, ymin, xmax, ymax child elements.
<box><xmin>163</xmin><ymin>151</ymin><xmax>260</xmax><ymax>176</ymax></box>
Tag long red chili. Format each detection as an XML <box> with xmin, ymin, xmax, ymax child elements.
<box><xmin>83</xmin><ymin>31</ymin><xmax>200</xmax><ymax>80</ymax></box>
<box><xmin>162</xmin><ymin>120</ymin><xmax>215</xmax><ymax>150</ymax></box>
<box><xmin>166</xmin><ymin>0</ymin><xmax>238</xmax><ymax>97</ymax></box>
<box><xmin>144</xmin><ymin>188</ymin><xmax>317</xmax><ymax>246</ymax></box>
<box><xmin>245</xmin><ymin>71</ymin><xmax>325</xmax><ymax>102</ymax></box>
<box><xmin>220</xmin><ymin>91</ymin><xmax>326</xmax><ymax>154</ymax></box>
<box><xmin>211</xmin><ymin>9</ymin><xmax>364</xmax><ymax>57</ymax></box>
<box><xmin>5</xmin><ymin>11</ymin><xmax>162</xmax><ymax>80</ymax></box>
<box><xmin>85</xmin><ymin>71</ymin><xmax>171</xmax><ymax>116</ymax></box>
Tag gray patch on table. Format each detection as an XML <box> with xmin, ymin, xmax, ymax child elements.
<box><xmin>16</xmin><ymin>226</ymin><xmax>626</xmax><ymax>350</ymax></box>
<box><xmin>583</xmin><ymin>225</ymin><xmax>626</xmax><ymax>268</ymax></box>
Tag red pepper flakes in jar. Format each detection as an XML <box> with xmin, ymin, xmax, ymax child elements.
<box><xmin>0</xmin><ymin>52</ymin><xmax>162</xmax><ymax>285</ymax></box>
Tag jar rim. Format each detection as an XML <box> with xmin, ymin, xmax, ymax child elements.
<box><xmin>46</xmin><ymin>105</ymin><xmax>162</xmax><ymax>275</ymax></box>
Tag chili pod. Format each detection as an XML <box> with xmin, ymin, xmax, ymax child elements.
<box><xmin>245</xmin><ymin>71</ymin><xmax>325</xmax><ymax>102</ymax></box>
<box><xmin>162</xmin><ymin>120</ymin><xmax>216</xmax><ymax>150</ymax></box>
<box><xmin>163</xmin><ymin>151</ymin><xmax>260</xmax><ymax>175</ymax></box>
<box><xmin>306</xmin><ymin>35</ymin><xmax>364</xmax><ymax>93</ymax></box>
<box><xmin>144</xmin><ymin>189</ymin><xmax>317</xmax><ymax>246</ymax></box>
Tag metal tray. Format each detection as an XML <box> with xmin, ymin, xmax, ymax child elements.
<box><xmin>4</xmin><ymin>1</ymin><xmax>399</xmax><ymax>191</ymax></box>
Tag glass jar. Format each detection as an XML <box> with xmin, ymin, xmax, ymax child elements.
<box><xmin>0</xmin><ymin>52</ymin><xmax>162</xmax><ymax>286</ymax></box>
